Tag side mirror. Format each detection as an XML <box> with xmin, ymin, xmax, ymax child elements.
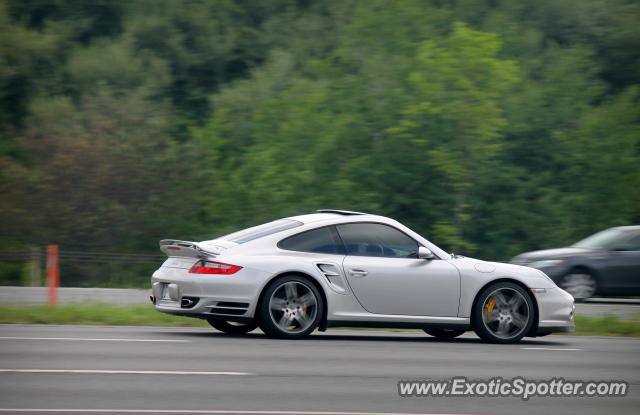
<box><xmin>418</xmin><ymin>246</ymin><xmax>435</xmax><ymax>260</ymax></box>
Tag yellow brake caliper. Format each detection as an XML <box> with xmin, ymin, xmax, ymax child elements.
<box><xmin>484</xmin><ymin>297</ymin><xmax>496</xmax><ymax>314</ymax></box>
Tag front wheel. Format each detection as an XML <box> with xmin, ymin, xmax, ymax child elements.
<box><xmin>207</xmin><ymin>319</ymin><xmax>258</xmax><ymax>334</ymax></box>
<box><xmin>472</xmin><ymin>282</ymin><xmax>535</xmax><ymax>344</ymax></box>
<box><xmin>258</xmin><ymin>275</ymin><xmax>323</xmax><ymax>339</ymax></box>
<box><xmin>423</xmin><ymin>328</ymin><xmax>466</xmax><ymax>339</ymax></box>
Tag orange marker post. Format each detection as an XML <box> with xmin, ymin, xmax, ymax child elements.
<box><xmin>46</xmin><ymin>245</ymin><xmax>59</xmax><ymax>306</ymax></box>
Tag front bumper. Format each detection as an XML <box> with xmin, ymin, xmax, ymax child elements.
<box><xmin>533</xmin><ymin>286</ymin><xmax>575</xmax><ymax>335</ymax></box>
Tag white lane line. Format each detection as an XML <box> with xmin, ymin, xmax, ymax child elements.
<box><xmin>521</xmin><ymin>347</ymin><xmax>582</xmax><ymax>351</ymax></box>
<box><xmin>0</xmin><ymin>369</ymin><xmax>253</xmax><ymax>376</ymax></box>
<box><xmin>0</xmin><ymin>410</ymin><xmax>464</xmax><ymax>415</ymax></box>
<box><xmin>0</xmin><ymin>336</ymin><xmax>189</xmax><ymax>343</ymax></box>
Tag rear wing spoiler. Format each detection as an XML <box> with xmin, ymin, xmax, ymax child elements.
<box><xmin>159</xmin><ymin>239</ymin><xmax>219</xmax><ymax>259</ymax></box>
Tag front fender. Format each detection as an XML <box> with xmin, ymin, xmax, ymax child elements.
<box><xmin>451</xmin><ymin>258</ymin><xmax>556</xmax><ymax>318</ymax></box>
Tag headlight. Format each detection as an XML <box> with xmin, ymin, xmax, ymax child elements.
<box><xmin>528</xmin><ymin>259</ymin><xmax>565</xmax><ymax>269</ymax></box>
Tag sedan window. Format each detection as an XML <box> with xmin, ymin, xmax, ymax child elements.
<box><xmin>615</xmin><ymin>233</ymin><xmax>640</xmax><ymax>251</ymax></box>
<box><xmin>279</xmin><ymin>226</ymin><xmax>346</xmax><ymax>255</ymax></box>
<box><xmin>573</xmin><ymin>228</ymin><xmax>635</xmax><ymax>250</ymax></box>
<box><xmin>336</xmin><ymin>223</ymin><xmax>418</xmax><ymax>258</ymax></box>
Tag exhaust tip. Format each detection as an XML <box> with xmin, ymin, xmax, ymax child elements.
<box><xmin>181</xmin><ymin>296</ymin><xmax>199</xmax><ymax>309</ymax></box>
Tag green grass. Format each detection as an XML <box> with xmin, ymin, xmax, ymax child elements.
<box><xmin>0</xmin><ymin>305</ymin><xmax>638</xmax><ymax>337</ymax></box>
<box><xmin>567</xmin><ymin>315</ymin><xmax>640</xmax><ymax>337</ymax></box>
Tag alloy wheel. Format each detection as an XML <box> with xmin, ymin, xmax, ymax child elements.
<box><xmin>268</xmin><ymin>281</ymin><xmax>318</xmax><ymax>334</ymax></box>
<box><xmin>481</xmin><ymin>287</ymin><xmax>531</xmax><ymax>340</ymax></box>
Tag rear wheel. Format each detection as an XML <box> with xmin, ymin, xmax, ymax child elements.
<box><xmin>560</xmin><ymin>271</ymin><xmax>596</xmax><ymax>301</ymax></box>
<box><xmin>207</xmin><ymin>319</ymin><xmax>258</xmax><ymax>334</ymax></box>
<box><xmin>473</xmin><ymin>282</ymin><xmax>535</xmax><ymax>344</ymax></box>
<box><xmin>423</xmin><ymin>328</ymin><xmax>466</xmax><ymax>339</ymax></box>
<box><xmin>258</xmin><ymin>275</ymin><xmax>323</xmax><ymax>339</ymax></box>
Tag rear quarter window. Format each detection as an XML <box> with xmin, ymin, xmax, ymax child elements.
<box><xmin>222</xmin><ymin>219</ymin><xmax>303</xmax><ymax>244</ymax></box>
<box><xmin>279</xmin><ymin>226</ymin><xmax>345</xmax><ymax>255</ymax></box>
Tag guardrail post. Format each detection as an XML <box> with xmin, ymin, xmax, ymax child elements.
<box><xmin>30</xmin><ymin>247</ymin><xmax>41</xmax><ymax>287</ymax></box>
<box><xmin>46</xmin><ymin>245</ymin><xmax>59</xmax><ymax>305</ymax></box>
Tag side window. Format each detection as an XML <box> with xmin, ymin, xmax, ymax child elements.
<box><xmin>336</xmin><ymin>223</ymin><xmax>418</xmax><ymax>258</ymax></box>
<box><xmin>616</xmin><ymin>233</ymin><xmax>640</xmax><ymax>251</ymax></box>
<box><xmin>279</xmin><ymin>226</ymin><xmax>345</xmax><ymax>255</ymax></box>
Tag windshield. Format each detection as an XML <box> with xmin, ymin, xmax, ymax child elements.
<box><xmin>572</xmin><ymin>228</ymin><xmax>630</xmax><ymax>250</ymax></box>
<box><xmin>219</xmin><ymin>219</ymin><xmax>303</xmax><ymax>244</ymax></box>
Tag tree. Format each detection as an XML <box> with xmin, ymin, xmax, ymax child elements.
<box><xmin>389</xmin><ymin>22</ymin><xmax>519</xmax><ymax>252</ymax></box>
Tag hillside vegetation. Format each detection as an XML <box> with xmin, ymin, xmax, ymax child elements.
<box><xmin>0</xmin><ymin>0</ymin><xmax>638</xmax><ymax>286</ymax></box>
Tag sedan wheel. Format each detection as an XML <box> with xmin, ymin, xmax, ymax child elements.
<box><xmin>560</xmin><ymin>272</ymin><xmax>596</xmax><ymax>301</ymax></box>
<box><xmin>473</xmin><ymin>282</ymin><xmax>534</xmax><ymax>344</ymax></box>
<box><xmin>259</xmin><ymin>275</ymin><xmax>323</xmax><ymax>339</ymax></box>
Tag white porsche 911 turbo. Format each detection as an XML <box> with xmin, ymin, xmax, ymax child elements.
<box><xmin>151</xmin><ymin>210</ymin><xmax>575</xmax><ymax>343</ymax></box>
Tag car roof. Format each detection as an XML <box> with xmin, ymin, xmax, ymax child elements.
<box><xmin>222</xmin><ymin>210</ymin><xmax>452</xmax><ymax>260</ymax></box>
<box><xmin>610</xmin><ymin>225</ymin><xmax>640</xmax><ymax>231</ymax></box>
<box><xmin>287</xmin><ymin>211</ymin><xmax>387</xmax><ymax>225</ymax></box>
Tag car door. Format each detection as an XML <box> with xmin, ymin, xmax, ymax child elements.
<box><xmin>337</xmin><ymin>222</ymin><xmax>460</xmax><ymax>317</ymax></box>
<box><xmin>606</xmin><ymin>231</ymin><xmax>640</xmax><ymax>294</ymax></box>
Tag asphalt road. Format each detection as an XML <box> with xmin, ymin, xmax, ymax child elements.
<box><xmin>0</xmin><ymin>325</ymin><xmax>638</xmax><ymax>415</ymax></box>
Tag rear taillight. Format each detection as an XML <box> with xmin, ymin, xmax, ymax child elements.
<box><xmin>189</xmin><ymin>260</ymin><xmax>242</xmax><ymax>275</ymax></box>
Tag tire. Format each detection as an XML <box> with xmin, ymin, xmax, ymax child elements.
<box><xmin>423</xmin><ymin>328</ymin><xmax>466</xmax><ymax>339</ymax></box>
<box><xmin>560</xmin><ymin>270</ymin><xmax>596</xmax><ymax>302</ymax></box>
<box><xmin>258</xmin><ymin>275</ymin><xmax>323</xmax><ymax>339</ymax></box>
<box><xmin>472</xmin><ymin>282</ymin><xmax>535</xmax><ymax>344</ymax></box>
<box><xmin>207</xmin><ymin>319</ymin><xmax>258</xmax><ymax>334</ymax></box>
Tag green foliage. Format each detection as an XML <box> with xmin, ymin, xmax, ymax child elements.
<box><xmin>571</xmin><ymin>315</ymin><xmax>640</xmax><ymax>337</ymax></box>
<box><xmin>0</xmin><ymin>2</ymin><xmax>58</xmax><ymax>129</ymax></box>
<box><xmin>389</xmin><ymin>22</ymin><xmax>519</xmax><ymax>251</ymax></box>
<box><xmin>0</xmin><ymin>0</ymin><xmax>638</xmax><ymax>286</ymax></box>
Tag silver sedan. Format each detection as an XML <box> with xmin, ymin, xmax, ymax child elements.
<box><xmin>151</xmin><ymin>210</ymin><xmax>575</xmax><ymax>343</ymax></box>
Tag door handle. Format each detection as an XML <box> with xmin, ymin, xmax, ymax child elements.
<box><xmin>348</xmin><ymin>269</ymin><xmax>368</xmax><ymax>277</ymax></box>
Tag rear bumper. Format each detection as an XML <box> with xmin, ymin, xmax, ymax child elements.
<box><xmin>151</xmin><ymin>264</ymin><xmax>270</xmax><ymax>321</ymax></box>
<box><xmin>152</xmin><ymin>303</ymin><xmax>256</xmax><ymax>324</ymax></box>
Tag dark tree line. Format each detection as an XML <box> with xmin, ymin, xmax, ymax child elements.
<box><xmin>0</xmin><ymin>0</ymin><xmax>638</xmax><ymax>286</ymax></box>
